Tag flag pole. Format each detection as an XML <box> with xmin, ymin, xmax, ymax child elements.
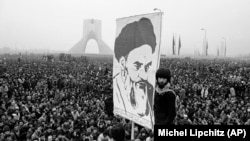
<box><xmin>172</xmin><ymin>33</ymin><xmax>175</xmax><ymax>55</ymax></box>
<box><xmin>152</xmin><ymin>7</ymin><xmax>163</xmax><ymax>134</ymax></box>
<box><xmin>131</xmin><ymin>121</ymin><xmax>135</xmax><ymax>140</ymax></box>
<box><xmin>178</xmin><ymin>35</ymin><xmax>181</xmax><ymax>56</ymax></box>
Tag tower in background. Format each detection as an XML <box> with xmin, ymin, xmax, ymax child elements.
<box><xmin>69</xmin><ymin>19</ymin><xmax>113</xmax><ymax>55</ymax></box>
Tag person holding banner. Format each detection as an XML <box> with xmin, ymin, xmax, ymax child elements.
<box><xmin>113</xmin><ymin>17</ymin><xmax>156</xmax><ymax>118</ymax></box>
<box><xmin>154</xmin><ymin>68</ymin><xmax>177</xmax><ymax>125</ymax></box>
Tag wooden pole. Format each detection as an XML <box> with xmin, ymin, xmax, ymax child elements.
<box><xmin>131</xmin><ymin>121</ymin><xmax>135</xmax><ymax>140</ymax></box>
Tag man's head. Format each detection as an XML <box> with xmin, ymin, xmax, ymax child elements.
<box><xmin>115</xmin><ymin>18</ymin><xmax>156</xmax><ymax>62</ymax></box>
<box><xmin>109</xmin><ymin>124</ymin><xmax>125</xmax><ymax>141</ymax></box>
<box><xmin>114</xmin><ymin>18</ymin><xmax>156</xmax><ymax>116</ymax></box>
<box><xmin>156</xmin><ymin>68</ymin><xmax>171</xmax><ymax>89</ymax></box>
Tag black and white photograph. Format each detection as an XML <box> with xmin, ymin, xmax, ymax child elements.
<box><xmin>0</xmin><ymin>0</ymin><xmax>250</xmax><ymax>141</ymax></box>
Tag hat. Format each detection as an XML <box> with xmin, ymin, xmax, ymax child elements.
<box><xmin>156</xmin><ymin>68</ymin><xmax>171</xmax><ymax>83</ymax></box>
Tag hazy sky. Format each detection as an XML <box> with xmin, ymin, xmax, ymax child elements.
<box><xmin>0</xmin><ymin>0</ymin><xmax>250</xmax><ymax>56</ymax></box>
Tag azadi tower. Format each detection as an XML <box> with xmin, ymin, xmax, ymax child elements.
<box><xmin>69</xmin><ymin>19</ymin><xmax>113</xmax><ymax>54</ymax></box>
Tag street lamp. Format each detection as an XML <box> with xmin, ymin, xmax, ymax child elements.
<box><xmin>154</xmin><ymin>8</ymin><xmax>162</xmax><ymax>13</ymax></box>
<box><xmin>201</xmin><ymin>28</ymin><xmax>207</xmax><ymax>56</ymax></box>
<box><xmin>201</xmin><ymin>28</ymin><xmax>206</xmax><ymax>39</ymax></box>
<box><xmin>222</xmin><ymin>37</ymin><xmax>226</xmax><ymax>57</ymax></box>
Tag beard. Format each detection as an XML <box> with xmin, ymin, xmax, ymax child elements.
<box><xmin>130</xmin><ymin>80</ymin><xmax>148</xmax><ymax>116</ymax></box>
<box><xmin>157</xmin><ymin>81</ymin><xmax>167</xmax><ymax>89</ymax></box>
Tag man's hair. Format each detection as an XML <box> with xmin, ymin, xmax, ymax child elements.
<box><xmin>114</xmin><ymin>17</ymin><xmax>156</xmax><ymax>61</ymax></box>
<box><xmin>156</xmin><ymin>68</ymin><xmax>171</xmax><ymax>83</ymax></box>
<box><xmin>109</xmin><ymin>124</ymin><xmax>125</xmax><ymax>141</ymax></box>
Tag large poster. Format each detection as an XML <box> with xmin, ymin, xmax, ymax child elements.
<box><xmin>113</xmin><ymin>13</ymin><xmax>162</xmax><ymax>129</ymax></box>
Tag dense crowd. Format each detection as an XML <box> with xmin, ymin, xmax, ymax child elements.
<box><xmin>161</xmin><ymin>58</ymin><xmax>250</xmax><ymax>125</ymax></box>
<box><xmin>0</xmin><ymin>54</ymin><xmax>250</xmax><ymax>141</ymax></box>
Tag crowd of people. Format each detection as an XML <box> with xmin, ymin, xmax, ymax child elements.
<box><xmin>0</xmin><ymin>54</ymin><xmax>250</xmax><ymax>141</ymax></box>
<box><xmin>161</xmin><ymin>58</ymin><xmax>250</xmax><ymax>125</ymax></box>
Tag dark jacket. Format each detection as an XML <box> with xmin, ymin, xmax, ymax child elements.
<box><xmin>154</xmin><ymin>85</ymin><xmax>176</xmax><ymax>125</ymax></box>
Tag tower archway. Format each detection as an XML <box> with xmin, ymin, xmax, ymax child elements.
<box><xmin>69</xmin><ymin>19</ymin><xmax>113</xmax><ymax>55</ymax></box>
<box><xmin>85</xmin><ymin>39</ymin><xmax>99</xmax><ymax>54</ymax></box>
